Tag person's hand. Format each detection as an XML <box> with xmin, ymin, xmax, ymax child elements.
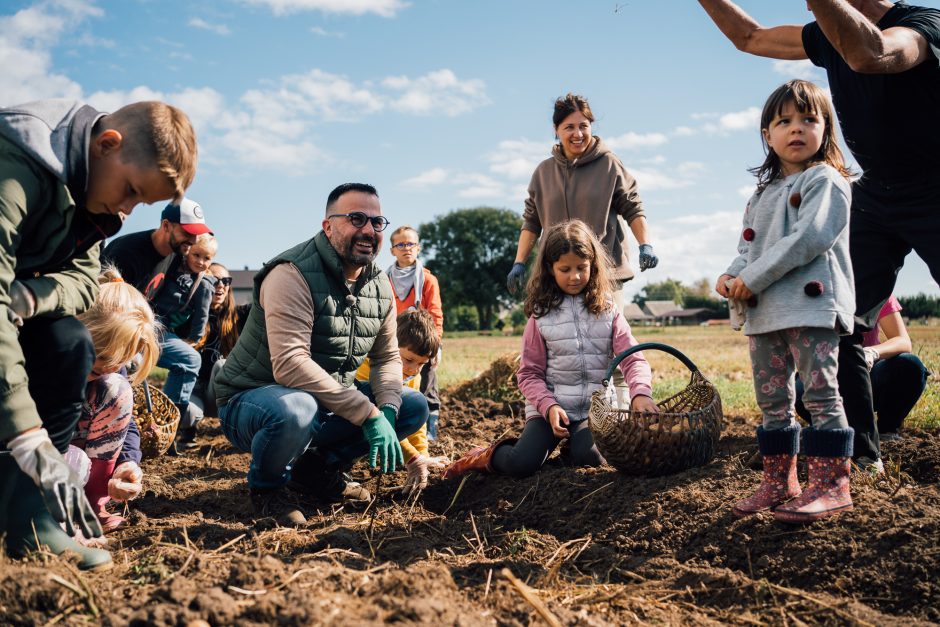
<box><xmin>638</xmin><ymin>244</ymin><xmax>659</xmax><ymax>271</ymax></box>
<box><xmin>402</xmin><ymin>454</ymin><xmax>451</xmax><ymax>496</ymax></box>
<box><xmin>506</xmin><ymin>262</ymin><xmax>527</xmax><ymax>294</ymax></box>
<box><xmin>727</xmin><ymin>276</ymin><xmax>753</xmax><ymax>300</ymax></box>
<box><xmin>381</xmin><ymin>405</ymin><xmax>397</xmax><ymax>428</ymax></box>
<box><xmin>108</xmin><ymin>461</ymin><xmax>143</xmax><ymax>501</ymax></box>
<box><xmin>9</xmin><ymin>280</ymin><xmax>36</xmax><ymax>320</ymax></box>
<box><xmin>547</xmin><ymin>405</ymin><xmax>570</xmax><ymax>438</ymax></box>
<box><xmin>8</xmin><ymin>428</ymin><xmax>103</xmax><ymax>539</ymax></box>
<box><xmin>363</xmin><ymin>414</ymin><xmax>404</xmax><ymax>473</ymax></box>
<box><xmin>630</xmin><ymin>395</ymin><xmax>660</xmax><ymax>414</ymax></box>
<box><xmin>863</xmin><ymin>346</ymin><xmax>880</xmax><ymax>371</ymax></box>
<box><xmin>715</xmin><ymin>274</ymin><xmax>735</xmax><ymax>298</ymax></box>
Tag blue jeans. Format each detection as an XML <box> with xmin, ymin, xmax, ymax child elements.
<box><xmin>157</xmin><ymin>331</ymin><xmax>201</xmax><ymax>406</ymax></box>
<box><xmin>219</xmin><ymin>381</ymin><xmax>428</xmax><ymax>490</ymax></box>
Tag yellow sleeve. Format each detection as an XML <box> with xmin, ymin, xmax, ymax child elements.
<box><xmin>400</xmin><ymin>434</ymin><xmax>420</xmax><ymax>463</ymax></box>
<box><xmin>407</xmin><ymin>423</ymin><xmax>429</xmax><ymax>458</ymax></box>
<box><xmin>355</xmin><ymin>357</ymin><xmax>371</xmax><ymax>383</ymax></box>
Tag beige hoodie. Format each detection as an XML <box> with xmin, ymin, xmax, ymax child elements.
<box><xmin>522</xmin><ymin>136</ymin><xmax>644</xmax><ymax>281</ymax></box>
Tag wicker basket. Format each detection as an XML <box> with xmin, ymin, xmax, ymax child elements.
<box><xmin>589</xmin><ymin>342</ymin><xmax>723</xmax><ymax>476</ymax></box>
<box><xmin>133</xmin><ymin>381</ymin><xmax>180</xmax><ymax>459</ymax></box>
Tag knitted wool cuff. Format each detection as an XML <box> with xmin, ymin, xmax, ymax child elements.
<box><xmin>801</xmin><ymin>426</ymin><xmax>855</xmax><ymax>458</ymax></box>
<box><xmin>756</xmin><ymin>423</ymin><xmax>801</xmax><ymax>456</ymax></box>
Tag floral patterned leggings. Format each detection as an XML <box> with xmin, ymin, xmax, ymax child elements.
<box><xmin>749</xmin><ymin>327</ymin><xmax>848</xmax><ymax>432</ymax></box>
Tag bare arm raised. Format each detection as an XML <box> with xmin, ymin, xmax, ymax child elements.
<box><xmin>698</xmin><ymin>0</ymin><xmax>807</xmax><ymax>60</ymax></box>
<box><xmin>807</xmin><ymin>0</ymin><xmax>931</xmax><ymax>73</ymax></box>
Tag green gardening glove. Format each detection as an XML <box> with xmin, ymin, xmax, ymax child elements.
<box><xmin>363</xmin><ymin>413</ymin><xmax>404</xmax><ymax>473</ymax></box>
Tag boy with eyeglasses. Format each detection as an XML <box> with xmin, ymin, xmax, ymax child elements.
<box><xmin>387</xmin><ymin>226</ymin><xmax>444</xmax><ymax>439</ymax></box>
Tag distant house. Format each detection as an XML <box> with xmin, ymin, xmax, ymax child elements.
<box><xmin>643</xmin><ymin>300</ymin><xmax>680</xmax><ymax>319</ymax></box>
<box><xmin>229</xmin><ymin>268</ymin><xmax>258</xmax><ymax>305</ymax></box>
<box><xmin>640</xmin><ymin>300</ymin><xmax>716</xmax><ymax>326</ymax></box>
<box><xmin>622</xmin><ymin>303</ymin><xmax>653</xmax><ymax>324</ymax></box>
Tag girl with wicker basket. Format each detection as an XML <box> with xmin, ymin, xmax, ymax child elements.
<box><xmin>715</xmin><ymin>80</ymin><xmax>856</xmax><ymax>523</ymax></box>
<box><xmin>68</xmin><ymin>268</ymin><xmax>161</xmax><ymax>533</ymax></box>
<box><xmin>444</xmin><ymin>220</ymin><xmax>658</xmax><ymax>479</ymax></box>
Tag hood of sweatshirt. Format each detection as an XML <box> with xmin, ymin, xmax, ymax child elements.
<box><xmin>0</xmin><ymin>99</ymin><xmax>106</xmax><ymax>210</ymax></box>
<box><xmin>550</xmin><ymin>135</ymin><xmax>611</xmax><ymax>168</ymax></box>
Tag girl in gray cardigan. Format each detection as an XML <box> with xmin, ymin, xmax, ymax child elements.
<box><xmin>716</xmin><ymin>80</ymin><xmax>856</xmax><ymax>524</ymax></box>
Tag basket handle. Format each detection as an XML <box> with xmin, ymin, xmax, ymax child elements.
<box><xmin>604</xmin><ymin>342</ymin><xmax>700</xmax><ymax>384</ymax></box>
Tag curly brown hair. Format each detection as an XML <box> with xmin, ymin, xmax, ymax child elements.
<box><xmin>524</xmin><ymin>220</ymin><xmax>614</xmax><ymax>318</ymax></box>
<box><xmin>751</xmin><ymin>79</ymin><xmax>852</xmax><ymax>193</ymax></box>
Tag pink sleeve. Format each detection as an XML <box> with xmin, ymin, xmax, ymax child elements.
<box><xmin>878</xmin><ymin>295</ymin><xmax>902</xmax><ymax>321</ymax></box>
<box><xmin>515</xmin><ymin>317</ymin><xmax>558</xmax><ymax>417</ymax></box>
<box><xmin>611</xmin><ymin>311</ymin><xmax>653</xmax><ymax>399</ymax></box>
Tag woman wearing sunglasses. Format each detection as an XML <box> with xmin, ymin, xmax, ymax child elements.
<box><xmin>187</xmin><ymin>263</ymin><xmax>250</xmax><ymax>424</ymax></box>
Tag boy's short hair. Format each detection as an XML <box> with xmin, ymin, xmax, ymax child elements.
<box><xmin>103</xmin><ymin>101</ymin><xmax>198</xmax><ymax>198</ymax></box>
<box><xmin>390</xmin><ymin>225</ymin><xmax>419</xmax><ymax>243</ymax></box>
<box><xmin>190</xmin><ymin>232</ymin><xmax>217</xmax><ymax>252</ymax></box>
<box><xmin>397</xmin><ymin>309</ymin><xmax>440</xmax><ymax>358</ymax></box>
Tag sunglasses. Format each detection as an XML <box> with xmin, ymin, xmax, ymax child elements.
<box><xmin>327</xmin><ymin>212</ymin><xmax>390</xmax><ymax>232</ymax></box>
<box><xmin>217</xmin><ymin>276</ymin><xmax>233</xmax><ymax>286</ymax></box>
<box><xmin>392</xmin><ymin>242</ymin><xmax>419</xmax><ymax>250</ymax></box>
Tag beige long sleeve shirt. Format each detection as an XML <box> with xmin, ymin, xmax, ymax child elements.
<box><xmin>260</xmin><ymin>263</ymin><xmax>402</xmax><ymax>426</ymax></box>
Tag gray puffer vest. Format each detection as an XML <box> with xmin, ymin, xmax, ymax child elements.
<box><xmin>524</xmin><ymin>295</ymin><xmax>615</xmax><ymax>423</ymax></box>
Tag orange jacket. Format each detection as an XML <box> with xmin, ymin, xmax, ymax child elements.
<box><xmin>391</xmin><ymin>267</ymin><xmax>444</xmax><ymax>336</ymax></box>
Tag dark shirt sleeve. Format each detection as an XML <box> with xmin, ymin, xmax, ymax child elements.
<box><xmin>102</xmin><ymin>232</ymin><xmax>154</xmax><ymax>290</ymax></box>
<box><xmin>898</xmin><ymin>8</ymin><xmax>940</xmax><ymax>64</ymax></box>
<box><xmin>185</xmin><ymin>278</ymin><xmax>214</xmax><ymax>342</ymax></box>
<box><xmin>802</xmin><ymin>22</ymin><xmax>827</xmax><ymax>67</ymax></box>
<box><xmin>118</xmin><ymin>416</ymin><xmax>142</xmax><ymax>466</ymax></box>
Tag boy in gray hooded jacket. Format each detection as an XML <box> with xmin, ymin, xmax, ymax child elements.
<box><xmin>0</xmin><ymin>99</ymin><xmax>197</xmax><ymax>569</ymax></box>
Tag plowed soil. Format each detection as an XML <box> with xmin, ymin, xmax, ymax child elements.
<box><xmin>2</xmin><ymin>377</ymin><xmax>939</xmax><ymax>625</ymax></box>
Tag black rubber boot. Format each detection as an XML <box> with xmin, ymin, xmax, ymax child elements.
<box><xmin>288</xmin><ymin>449</ymin><xmax>371</xmax><ymax>504</ymax></box>
<box><xmin>0</xmin><ymin>455</ymin><xmax>112</xmax><ymax>570</ymax></box>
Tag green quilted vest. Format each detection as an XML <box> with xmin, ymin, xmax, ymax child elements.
<box><xmin>214</xmin><ymin>231</ymin><xmax>393</xmax><ymax>406</ymax></box>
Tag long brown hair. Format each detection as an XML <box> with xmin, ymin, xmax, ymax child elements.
<box><xmin>196</xmin><ymin>262</ymin><xmax>241</xmax><ymax>356</ymax></box>
<box><xmin>524</xmin><ymin>220</ymin><xmax>614</xmax><ymax>318</ymax></box>
<box><xmin>750</xmin><ymin>79</ymin><xmax>852</xmax><ymax>193</ymax></box>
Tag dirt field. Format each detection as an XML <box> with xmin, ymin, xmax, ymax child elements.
<box><xmin>2</xmin><ymin>361</ymin><xmax>940</xmax><ymax>625</ymax></box>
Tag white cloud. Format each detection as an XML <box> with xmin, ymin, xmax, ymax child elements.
<box><xmin>243</xmin><ymin>0</ymin><xmax>408</xmax><ymax>17</ymax></box>
<box><xmin>456</xmin><ymin>173</ymin><xmax>504</xmax><ymax>199</ymax></box>
<box><xmin>631</xmin><ymin>167</ymin><xmax>692</xmax><ymax>191</ymax></box>
<box><xmin>189</xmin><ymin>17</ymin><xmax>231</xmax><ymax>36</ymax></box>
<box><xmin>636</xmin><ymin>210</ymin><xmax>744</xmax><ymax>291</ymax></box>
<box><xmin>605</xmin><ymin>131</ymin><xmax>668</xmax><ymax>151</ymax></box>
<box><xmin>672</xmin><ymin>125</ymin><xmax>696</xmax><ymax>137</ymax></box>
<box><xmin>737</xmin><ymin>185</ymin><xmax>754</xmax><ymax>198</ymax></box>
<box><xmin>717</xmin><ymin>106</ymin><xmax>760</xmax><ymax>132</ymax></box>
<box><xmin>487</xmin><ymin>138</ymin><xmax>550</xmax><ymax>180</ymax></box>
<box><xmin>383</xmin><ymin>69</ymin><xmax>489</xmax><ymax>116</ymax></box>
<box><xmin>401</xmin><ymin>167</ymin><xmax>450</xmax><ymax>189</ymax></box>
<box><xmin>772</xmin><ymin>59</ymin><xmax>821</xmax><ymax>81</ymax></box>
<box><xmin>0</xmin><ymin>2</ymin><xmax>95</xmax><ymax>105</ymax></box>
<box><xmin>310</xmin><ymin>25</ymin><xmax>344</xmax><ymax>37</ymax></box>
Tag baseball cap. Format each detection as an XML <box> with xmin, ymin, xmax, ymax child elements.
<box><xmin>161</xmin><ymin>198</ymin><xmax>211</xmax><ymax>235</ymax></box>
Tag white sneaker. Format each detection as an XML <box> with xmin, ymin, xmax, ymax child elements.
<box><xmin>856</xmin><ymin>457</ymin><xmax>885</xmax><ymax>476</ymax></box>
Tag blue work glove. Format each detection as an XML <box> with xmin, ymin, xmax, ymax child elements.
<box><xmin>363</xmin><ymin>412</ymin><xmax>403</xmax><ymax>474</ymax></box>
<box><xmin>638</xmin><ymin>244</ymin><xmax>659</xmax><ymax>271</ymax></box>
<box><xmin>506</xmin><ymin>262</ymin><xmax>527</xmax><ymax>294</ymax></box>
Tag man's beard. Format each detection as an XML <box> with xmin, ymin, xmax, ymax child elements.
<box><xmin>340</xmin><ymin>233</ymin><xmax>380</xmax><ymax>266</ymax></box>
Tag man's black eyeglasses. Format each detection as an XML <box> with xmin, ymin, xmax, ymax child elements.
<box><xmin>217</xmin><ymin>277</ymin><xmax>233</xmax><ymax>286</ymax></box>
<box><xmin>327</xmin><ymin>212</ymin><xmax>390</xmax><ymax>232</ymax></box>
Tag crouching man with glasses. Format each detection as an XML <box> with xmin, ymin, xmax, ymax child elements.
<box><xmin>214</xmin><ymin>183</ymin><xmax>429</xmax><ymax>526</ymax></box>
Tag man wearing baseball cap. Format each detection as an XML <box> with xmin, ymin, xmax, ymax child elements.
<box><xmin>102</xmin><ymin>198</ymin><xmax>213</xmax><ymax>451</ymax></box>
<box><xmin>102</xmin><ymin>197</ymin><xmax>212</xmax><ymax>290</ymax></box>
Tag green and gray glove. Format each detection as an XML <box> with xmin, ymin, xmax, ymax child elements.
<box><xmin>8</xmin><ymin>428</ymin><xmax>103</xmax><ymax>538</ymax></box>
<box><xmin>363</xmin><ymin>408</ymin><xmax>404</xmax><ymax>473</ymax></box>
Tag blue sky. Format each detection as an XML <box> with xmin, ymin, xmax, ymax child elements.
<box><xmin>2</xmin><ymin>0</ymin><xmax>938</xmax><ymax>300</ymax></box>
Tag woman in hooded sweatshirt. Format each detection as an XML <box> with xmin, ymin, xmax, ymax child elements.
<box><xmin>506</xmin><ymin>93</ymin><xmax>659</xmax><ymax>302</ymax></box>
